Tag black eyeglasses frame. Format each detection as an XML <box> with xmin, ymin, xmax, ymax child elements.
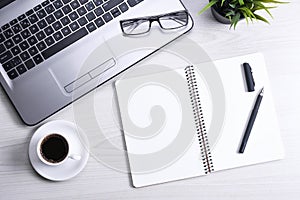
<box><xmin>119</xmin><ymin>10</ymin><xmax>189</xmax><ymax>36</ymax></box>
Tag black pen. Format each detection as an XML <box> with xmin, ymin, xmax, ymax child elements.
<box><xmin>239</xmin><ymin>87</ymin><xmax>264</xmax><ymax>153</ymax></box>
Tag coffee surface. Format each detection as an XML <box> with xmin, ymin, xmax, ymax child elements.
<box><xmin>40</xmin><ymin>134</ymin><xmax>69</xmax><ymax>163</ymax></box>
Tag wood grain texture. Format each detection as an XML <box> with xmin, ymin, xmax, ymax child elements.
<box><xmin>1</xmin><ymin>0</ymin><xmax>300</xmax><ymax>199</ymax></box>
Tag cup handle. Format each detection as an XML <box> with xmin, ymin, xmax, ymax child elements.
<box><xmin>69</xmin><ymin>155</ymin><xmax>81</xmax><ymax>161</ymax></box>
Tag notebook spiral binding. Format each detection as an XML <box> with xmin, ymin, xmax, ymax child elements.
<box><xmin>185</xmin><ymin>65</ymin><xmax>214</xmax><ymax>174</ymax></box>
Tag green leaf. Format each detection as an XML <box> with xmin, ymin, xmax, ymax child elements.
<box><xmin>230</xmin><ymin>13</ymin><xmax>241</xmax><ymax>29</ymax></box>
<box><xmin>240</xmin><ymin>10</ymin><xmax>249</xmax><ymax>24</ymax></box>
<box><xmin>198</xmin><ymin>0</ymin><xmax>218</xmax><ymax>15</ymax></box>
<box><xmin>225</xmin><ymin>10</ymin><xmax>235</xmax><ymax>17</ymax></box>
<box><xmin>241</xmin><ymin>10</ymin><xmax>253</xmax><ymax>24</ymax></box>
<box><xmin>245</xmin><ymin>2</ymin><xmax>255</xmax><ymax>9</ymax></box>
<box><xmin>253</xmin><ymin>6</ymin><xmax>277</xmax><ymax>11</ymax></box>
<box><xmin>254</xmin><ymin>14</ymin><xmax>270</xmax><ymax>24</ymax></box>
<box><xmin>221</xmin><ymin>0</ymin><xmax>226</xmax><ymax>6</ymax></box>
<box><xmin>238</xmin><ymin>7</ymin><xmax>256</xmax><ymax>18</ymax></box>
<box><xmin>260</xmin><ymin>0</ymin><xmax>288</xmax><ymax>4</ymax></box>
<box><xmin>238</xmin><ymin>0</ymin><xmax>245</xmax><ymax>5</ymax></box>
<box><xmin>221</xmin><ymin>0</ymin><xmax>225</xmax><ymax>7</ymax></box>
<box><xmin>253</xmin><ymin>1</ymin><xmax>274</xmax><ymax>18</ymax></box>
<box><xmin>229</xmin><ymin>3</ymin><xmax>236</xmax><ymax>8</ymax></box>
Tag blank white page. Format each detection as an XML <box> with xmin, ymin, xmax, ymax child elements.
<box><xmin>207</xmin><ymin>53</ymin><xmax>284</xmax><ymax>172</ymax></box>
<box><xmin>115</xmin><ymin>69</ymin><xmax>207</xmax><ymax>187</ymax></box>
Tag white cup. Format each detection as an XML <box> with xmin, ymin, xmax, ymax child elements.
<box><xmin>37</xmin><ymin>133</ymin><xmax>81</xmax><ymax>166</ymax></box>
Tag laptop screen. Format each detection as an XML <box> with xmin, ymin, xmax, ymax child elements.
<box><xmin>0</xmin><ymin>0</ymin><xmax>15</xmax><ymax>9</ymax></box>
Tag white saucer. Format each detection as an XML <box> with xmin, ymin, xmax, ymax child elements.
<box><xmin>29</xmin><ymin>120</ymin><xmax>90</xmax><ymax>181</ymax></box>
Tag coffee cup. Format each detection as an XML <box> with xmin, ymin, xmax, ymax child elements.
<box><xmin>37</xmin><ymin>133</ymin><xmax>81</xmax><ymax>166</ymax></box>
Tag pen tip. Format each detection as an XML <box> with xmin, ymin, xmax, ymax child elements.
<box><xmin>260</xmin><ymin>87</ymin><xmax>264</xmax><ymax>95</ymax></box>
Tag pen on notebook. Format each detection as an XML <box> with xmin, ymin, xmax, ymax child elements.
<box><xmin>239</xmin><ymin>87</ymin><xmax>264</xmax><ymax>154</ymax></box>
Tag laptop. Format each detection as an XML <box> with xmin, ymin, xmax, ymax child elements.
<box><xmin>0</xmin><ymin>0</ymin><xmax>193</xmax><ymax>125</ymax></box>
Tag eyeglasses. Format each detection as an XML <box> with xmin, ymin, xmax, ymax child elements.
<box><xmin>120</xmin><ymin>10</ymin><xmax>189</xmax><ymax>36</ymax></box>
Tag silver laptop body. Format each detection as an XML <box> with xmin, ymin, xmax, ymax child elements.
<box><xmin>0</xmin><ymin>0</ymin><xmax>193</xmax><ymax>125</ymax></box>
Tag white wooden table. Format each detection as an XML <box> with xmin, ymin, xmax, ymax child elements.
<box><xmin>1</xmin><ymin>0</ymin><xmax>300</xmax><ymax>199</ymax></box>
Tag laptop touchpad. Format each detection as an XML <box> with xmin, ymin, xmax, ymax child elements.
<box><xmin>64</xmin><ymin>58</ymin><xmax>116</xmax><ymax>93</ymax></box>
<box><xmin>49</xmin><ymin>40</ymin><xmax>116</xmax><ymax>94</ymax></box>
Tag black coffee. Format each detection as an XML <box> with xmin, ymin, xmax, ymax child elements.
<box><xmin>40</xmin><ymin>134</ymin><xmax>69</xmax><ymax>163</ymax></box>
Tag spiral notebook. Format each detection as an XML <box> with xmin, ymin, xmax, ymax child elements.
<box><xmin>115</xmin><ymin>53</ymin><xmax>284</xmax><ymax>187</ymax></box>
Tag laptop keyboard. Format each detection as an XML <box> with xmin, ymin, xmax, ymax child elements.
<box><xmin>0</xmin><ymin>0</ymin><xmax>144</xmax><ymax>80</ymax></box>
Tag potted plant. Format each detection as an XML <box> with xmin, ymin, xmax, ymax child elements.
<box><xmin>199</xmin><ymin>0</ymin><xmax>286</xmax><ymax>29</ymax></box>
